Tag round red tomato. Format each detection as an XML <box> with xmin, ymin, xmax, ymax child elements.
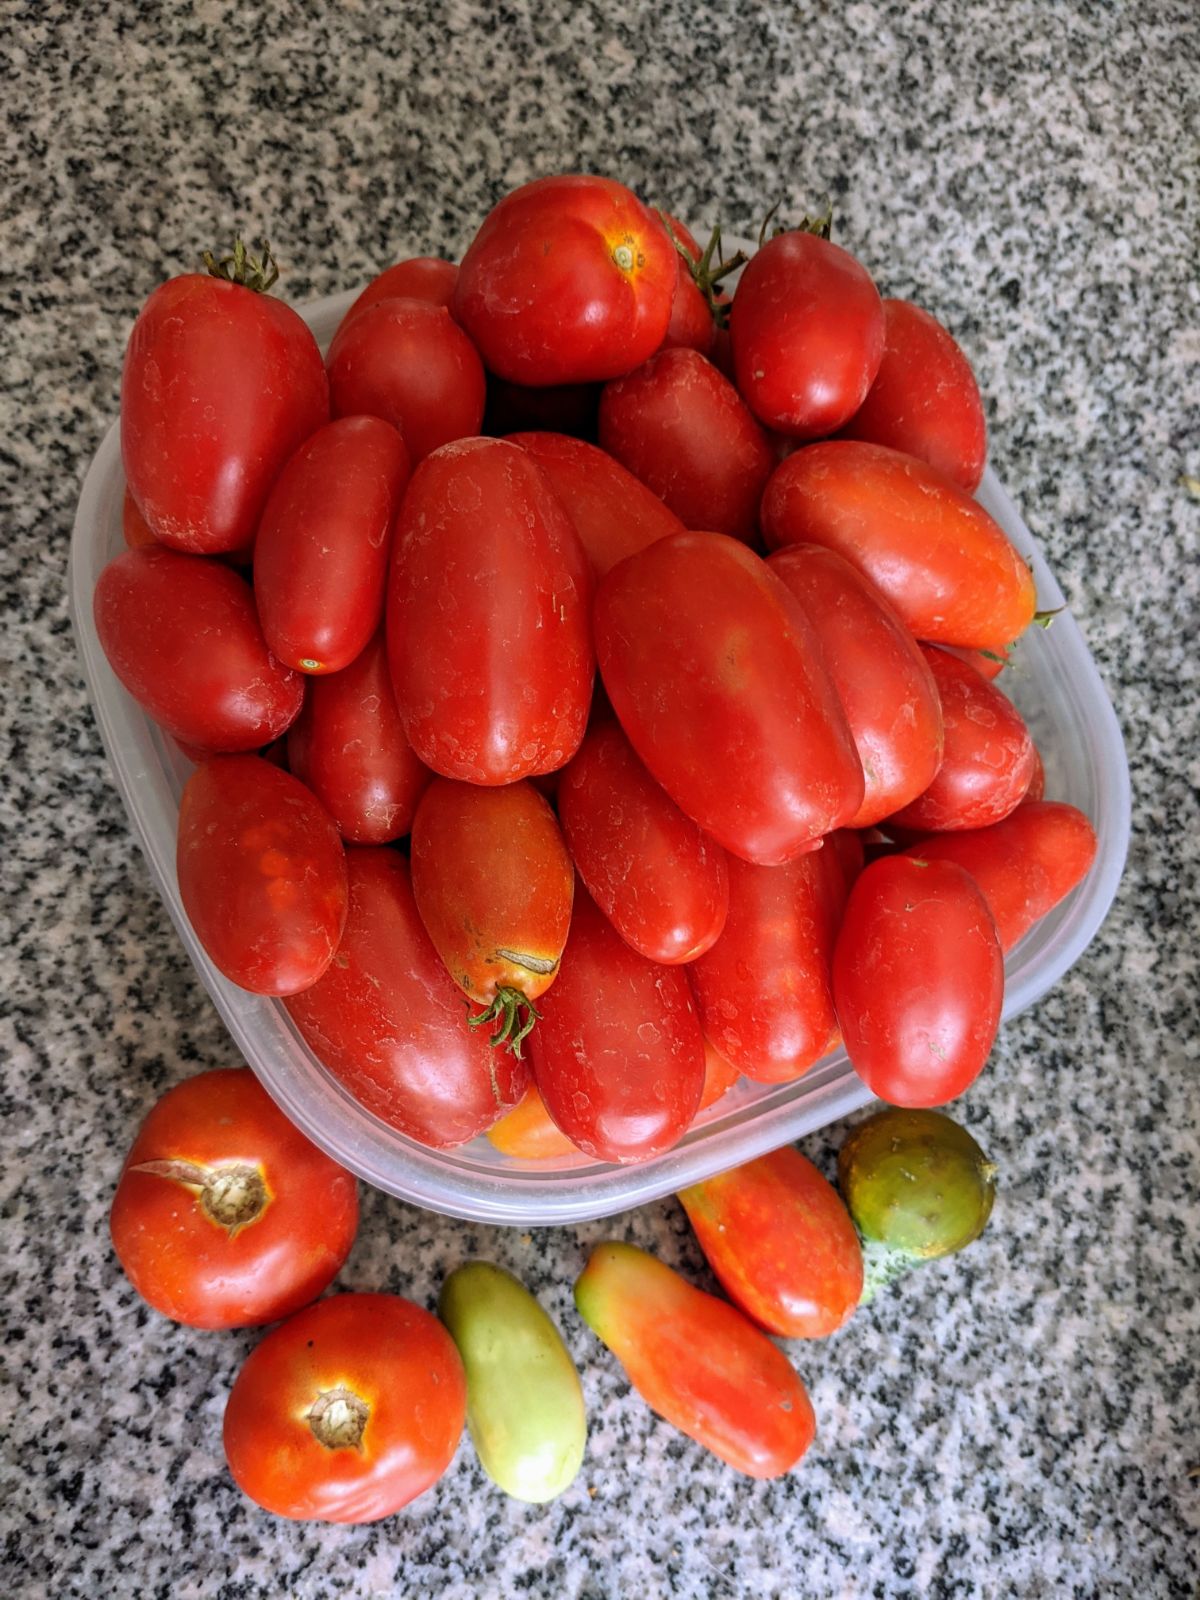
<box><xmin>656</xmin><ymin>211</ymin><xmax>716</xmax><ymax>356</ymax></box>
<box><xmin>337</xmin><ymin>256</ymin><xmax>459</xmax><ymax>332</ymax></box>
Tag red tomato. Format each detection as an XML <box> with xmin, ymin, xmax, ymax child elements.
<box><xmin>337</xmin><ymin>256</ymin><xmax>459</xmax><ymax>331</ymax></box>
<box><xmin>767</xmin><ymin>544</ymin><xmax>944</xmax><ymax>827</ymax></box>
<box><xmin>594</xmin><ymin>532</ymin><xmax>863</xmax><ymax>863</ymax></box>
<box><xmin>110</xmin><ymin>1067</ymin><xmax>358</xmax><ymax>1329</ymax></box>
<box><xmin>529</xmin><ymin>883</ymin><xmax>705</xmax><ymax>1162</ymax></box>
<box><xmin>678</xmin><ymin>1145</ymin><xmax>863</xmax><ymax>1337</ymax></box>
<box><xmin>326</xmin><ymin>298</ymin><xmax>485</xmax><ymax>464</ymax></box>
<box><xmin>575</xmin><ymin>1242</ymin><xmax>815</xmax><ymax>1478</ymax></box>
<box><xmin>177</xmin><ymin>756</ymin><xmax>348</xmax><ymax>996</ymax></box>
<box><xmin>388</xmin><ymin>438</ymin><xmax>593</xmax><ymax>784</ymax></box>
<box><xmin>656</xmin><ymin>211</ymin><xmax>716</xmax><ymax>356</ymax></box>
<box><xmin>730</xmin><ymin>231</ymin><xmax>884</xmax><ymax>439</ymax></box>
<box><xmin>287</xmin><ymin>632</ymin><xmax>431</xmax><ymax>844</ymax></box>
<box><xmin>121</xmin><ymin>262</ymin><xmax>328</xmax><ymax>554</ymax></box>
<box><xmin>486</xmin><ymin>1082</ymin><xmax>579</xmax><ymax>1161</ymax></box>
<box><xmin>832</xmin><ymin>856</ymin><xmax>1004</xmax><ymax>1107</ymax></box>
<box><xmin>1025</xmin><ymin>743</ymin><xmax>1047</xmax><ymax>802</ymax></box>
<box><xmin>453</xmin><ymin>175</ymin><xmax>677</xmax><ymax>385</ymax></box>
<box><xmin>558</xmin><ymin>719</ymin><xmax>729</xmax><ymax>964</ymax></box>
<box><xmin>94</xmin><ymin>547</ymin><xmax>303</xmax><ymax>752</ymax></box>
<box><xmin>284</xmin><ymin>850</ymin><xmax>527</xmax><ymax>1148</ymax></box>
<box><xmin>938</xmin><ymin>642</ymin><xmax>1010</xmax><ymax>681</ymax></box>
<box><xmin>838</xmin><ymin>298</ymin><xmax>987</xmax><ymax>491</ymax></box>
<box><xmin>888</xmin><ymin>646</ymin><xmax>1036</xmax><ymax>832</ymax></box>
<box><xmin>253</xmin><ymin>417</ymin><xmax>411</xmax><ymax>675</ymax></box>
<box><xmin>223</xmin><ymin>1292</ymin><xmax>465</xmax><ymax>1522</ymax></box>
<box><xmin>121</xmin><ymin>488</ymin><xmax>157</xmax><ymax>548</ymax></box>
<box><xmin>698</xmin><ymin>1036</ymin><xmax>741</xmax><ymax>1111</ymax></box>
<box><xmin>761</xmin><ymin>441</ymin><xmax>1036</xmax><ymax>650</ymax></box>
<box><xmin>508</xmin><ymin>431</ymin><xmax>686</xmax><ymax>578</ymax></box>
<box><xmin>598</xmin><ymin>347</ymin><xmax>774</xmax><ymax>542</ymax></box>
<box><xmin>483</xmin><ymin>378</ymin><xmax>600</xmax><ymax>440</ymax></box>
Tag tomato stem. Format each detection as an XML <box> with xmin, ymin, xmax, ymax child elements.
<box><xmin>468</xmin><ymin>985</ymin><xmax>541</xmax><ymax>1057</ymax></box>
<box><xmin>755</xmin><ymin>198</ymin><xmax>834</xmax><ymax>250</ymax></box>
<box><xmin>1032</xmin><ymin>605</ymin><xmax>1066</xmax><ymax>629</ymax></box>
<box><xmin>202</xmin><ymin>238</ymin><xmax>280</xmax><ymax>294</ymax></box>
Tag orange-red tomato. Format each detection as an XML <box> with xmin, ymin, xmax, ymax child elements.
<box><xmin>486</xmin><ymin>1082</ymin><xmax>579</xmax><ymax>1161</ymax></box>
<box><xmin>698</xmin><ymin>1035</ymin><xmax>741</xmax><ymax>1112</ymax></box>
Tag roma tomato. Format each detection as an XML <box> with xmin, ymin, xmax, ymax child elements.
<box><xmin>177</xmin><ymin>757</ymin><xmax>348</xmax><ymax>996</ymax></box>
<box><xmin>110</xmin><ymin>1067</ymin><xmax>358</xmax><ymax>1329</ymax></box>
<box><xmin>656</xmin><ymin>211</ymin><xmax>715</xmax><ymax>356</ymax></box>
<box><xmin>337</xmin><ymin>256</ymin><xmax>459</xmax><ymax>331</ymax></box>
<box><xmin>254</xmin><ymin>417</ymin><xmax>411</xmax><ymax>674</ymax></box>
<box><xmin>326</xmin><ymin>298</ymin><xmax>486</xmax><ymax>464</ymax></box>
<box><xmin>94</xmin><ymin>547</ymin><xmax>303</xmax><ymax>752</ymax></box>
<box><xmin>677</xmin><ymin>1145</ymin><xmax>863</xmax><ymax>1338</ymax></box>
<box><xmin>595</xmin><ymin>532</ymin><xmax>864</xmax><ymax>863</ymax></box>
<box><xmin>529</xmin><ymin>883</ymin><xmax>705</xmax><ymax>1162</ymax></box>
<box><xmin>558</xmin><ymin>719</ymin><xmax>729</xmax><ymax>965</ymax></box>
<box><xmin>575</xmin><ymin>1242</ymin><xmax>815</xmax><ymax>1478</ymax></box>
<box><xmin>598</xmin><ymin>347</ymin><xmax>774</xmax><ymax>542</ymax></box>
<box><xmin>122</xmin><ymin>489</ymin><xmax>157</xmax><ymax>549</ymax></box>
<box><xmin>388</xmin><ymin>438</ymin><xmax>593</xmax><ymax>784</ymax></box>
<box><xmin>761</xmin><ymin>441</ymin><xmax>1036</xmax><ymax>649</ymax></box>
<box><xmin>698</xmin><ymin>1036</ymin><xmax>741</xmax><ymax>1111</ymax></box>
<box><xmin>453</xmin><ymin>175</ymin><xmax>676</xmax><ymax>385</ymax></box>
<box><xmin>287</xmin><ymin>631</ymin><xmax>431</xmax><ymax>844</ymax></box>
<box><xmin>832</xmin><ymin>856</ymin><xmax>1004</xmax><ymax>1107</ymax></box>
<box><xmin>121</xmin><ymin>253</ymin><xmax>328</xmax><ymax>554</ymax></box>
<box><xmin>730</xmin><ymin>230</ymin><xmax>884</xmax><ymax>438</ymax></box>
<box><xmin>223</xmin><ymin>1292</ymin><xmax>465</xmax><ymax>1522</ymax></box>
<box><xmin>284</xmin><ymin>850</ymin><xmax>527</xmax><ymax>1148</ymax></box>
<box><xmin>485</xmin><ymin>1082</ymin><xmax>578</xmax><ymax>1161</ymax></box>
<box><xmin>767</xmin><ymin>544</ymin><xmax>944</xmax><ymax>827</ymax></box>
<box><xmin>838</xmin><ymin>298</ymin><xmax>987</xmax><ymax>491</ymax></box>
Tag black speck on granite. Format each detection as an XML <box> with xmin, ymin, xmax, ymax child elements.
<box><xmin>2</xmin><ymin>2</ymin><xmax>1198</xmax><ymax>1597</ymax></box>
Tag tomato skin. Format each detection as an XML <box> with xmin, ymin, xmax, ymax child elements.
<box><xmin>337</xmin><ymin>256</ymin><xmax>459</xmax><ymax>332</ymax></box>
<box><xmin>598</xmin><ymin>347</ymin><xmax>774</xmax><ymax>542</ymax></box>
<box><xmin>698</xmin><ymin>1035</ymin><xmax>741</xmax><ymax>1111</ymax></box>
<box><xmin>121</xmin><ymin>488</ymin><xmax>157</xmax><ymax>549</ymax></box>
<box><xmin>594</xmin><ymin>531</ymin><xmax>864</xmax><ymax>864</ymax></box>
<box><xmin>287</xmin><ymin>632</ymin><xmax>431</xmax><ymax>844</ymax></box>
<box><xmin>938</xmin><ymin>642</ymin><xmax>1009</xmax><ymax>681</ymax></box>
<box><xmin>761</xmin><ymin>441</ymin><xmax>1036</xmax><ymax>650</ymax></box>
<box><xmin>832</xmin><ymin>856</ymin><xmax>1004</xmax><ymax>1107</ymax></box>
<box><xmin>730</xmin><ymin>231</ymin><xmax>884</xmax><ymax>439</ymax></box>
<box><xmin>574</xmin><ymin>1242</ymin><xmax>815</xmax><ymax>1478</ymax></box>
<box><xmin>485</xmin><ymin>1082</ymin><xmax>579</xmax><ymax>1161</ymax></box>
<box><xmin>284</xmin><ymin>850</ymin><xmax>527</xmax><ymax>1148</ymax></box>
<box><xmin>223</xmin><ymin>1292</ymin><xmax>465</xmax><ymax>1523</ymax></box>
<box><xmin>388</xmin><ymin>438</ymin><xmax>594</xmax><ymax>785</ymax></box>
<box><xmin>177</xmin><ymin>757</ymin><xmax>348</xmax><ymax>996</ymax></box>
<box><xmin>656</xmin><ymin>212</ymin><xmax>716</xmax><ymax>357</ymax></box>
<box><xmin>558</xmin><ymin>719</ymin><xmax>729</xmax><ymax>964</ymax></box>
<box><xmin>677</xmin><ymin>1145</ymin><xmax>863</xmax><ymax>1338</ymax></box>
<box><xmin>121</xmin><ymin>274</ymin><xmax>328</xmax><ymax>554</ymax></box>
<box><xmin>838</xmin><ymin>298</ymin><xmax>987</xmax><ymax>492</ymax></box>
<box><xmin>1024</xmin><ymin>743</ymin><xmax>1046</xmax><ymax>802</ymax></box>
<box><xmin>95</xmin><ymin>547</ymin><xmax>303</xmax><ymax>751</ymax></box>
<box><xmin>326</xmin><ymin>298</ymin><xmax>486</xmax><ymax>464</ymax></box>
<box><xmin>530</xmin><ymin>884</ymin><xmax>705</xmax><ymax>1162</ymax></box>
<box><xmin>253</xmin><ymin>417</ymin><xmax>411</xmax><ymax>675</ymax></box>
<box><xmin>110</xmin><ymin>1067</ymin><xmax>358</xmax><ymax>1329</ymax></box>
<box><xmin>767</xmin><ymin>544</ymin><xmax>944</xmax><ymax>828</ymax></box>
<box><xmin>454</xmin><ymin>175</ymin><xmax>676</xmax><ymax>385</ymax></box>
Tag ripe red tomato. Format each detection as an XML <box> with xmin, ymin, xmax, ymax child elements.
<box><xmin>656</xmin><ymin>211</ymin><xmax>716</xmax><ymax>356</ymax></box>
<box><xmin>326</xmin><ymin>298</ymin><xmax>486</xmax><ymax>464</ymax></box>
<box><xmin>558</xmin><ymin>719</ymin><xmax>729</xmax><ymax>964</ymax></box>
<box><xmin>767</xmin><ymin>544</ymin><xmax>944</xmax><ymax>827</ymax></box>
<box><xmin>529</xmin><ymin>883</ymin><xmax>705</xmax><ymax>1162</ymax></box>
<box><xmin>598</xmin><ymin>347</ymin><xmax>774</xmax><ymax>542</ymax></box>
<box><xmin>388</xmin><ymin>438</ymin><xmax>594</xmax><ymax>785</ymax></box>
<box><xmin>110</xmin><ymin>1067</ymin><xmax>358</xmax><ymax>1329</ymax></box>
<box><xmin>121</xmin><ymin>488</ymin><xmax>157</xmax><ymax>549</ymax></box>
<box><xmin>223</xmin><ymin>1292</ymin><xmax>465</xmax><ymax>1522</ymax></box>
<box><xmin>486</xmin><ymin>1081</ymin><xmax>579</xmax><ymax>1161</ymax></box>
<box><xmin>121</xmin><ymin>262</ymin><xmax>328</xmax><ymax>554</ymax></box>
<box><xmin>453</xmin><ymin>175</ymin><xmax>677</xmax><ymax>385</ymax></box>
<box><xmin>337</xmin><ymin>256</ymin><xmax>459</xmax><ymax>332</ymax></box>
<box><xmin>284</xmin><ymin>849</ymin><xmax>527</xmax><ymax>1148</ymax></box>
<box><xmin>833</xmin><ymin>856</ymin><xmax>1004</xmax><ymax>1107</ymax></box>
<box><xmin>253</xmin><ymin>417</ymin><xmax>411</xmax><ymax>674</ymax></box>
<box><xmin>761</xmin><ymin>441</ymin><xmax>1036</xmax><ymax>650</ymax></box>
<box><xmin>177</xmin><ymin>756</ymin><xmax>348</xmax><ymax>996</ymax></box>
<box><xmin>594</xmin><ymin>532</ymin><xmax>863</xmax><ymax>863</ymax></box>
<box><xmin>287</xmin><ymin>631</ymin><xmax>431</xmax><ymax>844</ymax></box>
<box><xmin>730</xmin><ymin>231</ymin><xmax>884</xmax><ymax>438</ymax></box>
<box><xmin>94</xmin><ymin>547</ymin><xmax>303</xmax><ymax>752</ymax></box>
<box><xmin>838</xmin><ymin>298</ymin><xmax>987</xmax><ymax>491</ymax></box>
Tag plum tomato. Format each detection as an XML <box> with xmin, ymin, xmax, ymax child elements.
<box><xmin>336</xmin><ymin>256</ymin><xmax>459</xmax><ymax>333</ymax></box>
<box><xmin>485</xmin><ymin>1082</ymin><xmax>579</xmax><ymax>1161</ymax></box>
<box><xmin>698</xmin><ymin>1035</ymin><xmax>741</xmax><ymax>1112</ymax></box>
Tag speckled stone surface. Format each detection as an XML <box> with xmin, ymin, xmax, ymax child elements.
<box><xmin>2</xmin><ymin>1</ymin><xmax>1198</xmax><ymax>1596</ymax></box>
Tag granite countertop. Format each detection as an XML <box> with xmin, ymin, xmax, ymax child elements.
<box><xmin>3</xmin><ymin>2</ymin><xmax>1197</xmax><ymax>1596</ymax></box>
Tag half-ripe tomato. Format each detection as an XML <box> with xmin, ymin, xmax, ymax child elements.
<box><xmin>223</xmin><ymin>1292</ymin><xmax>465</xmax><ymax>1522</ymax></box>
<box><xmin>177</xmin><ymin>756</ymin><xmax>348</xmax><ymax>996</ymax></box>
<box><xmin>453</xmin><ymin>175</ymin><xmax>677</xmax><ymax>385</ymax></box>
<box><xmin>486</xmin><ymin>1082</ymin><xmax>579</xmax><ymax>1161</ymax></box>
<box><xmin>388</xmin><ymin>438</ymin><xmax>593</xmax><ymax>784</ymax></box>
<box><xmin>656</xmin><ymin>211</ymin><xmax>715</xmax><ymax>356</ymax></box>
<box><xmin>698</xmin><ymin>1036</ymin><xmax>741</xmax><ymax>1112</ymax></box>
<box><xmin>336</xmin><ymin>256</ymin><xmax>459</xmax><ymax>333</ymax></box>
<box><xmin>284</xmin><ymin>849</ymin><xmax>528</xmax><ymax>1148</ymax></box>
<box><xmin>121</xmin><ymin>488</ymin><xmax>157</xmax><ymax>548</ymax></box>
<box><xmin>110</xmin><ymin>1067</ymin><xmax>358</xmax><ymax>1329</ymax></box>
<box><xmin>253</xmin><ymin>417</ymin><xmax>411</xmax><ymax>675</ymax></box>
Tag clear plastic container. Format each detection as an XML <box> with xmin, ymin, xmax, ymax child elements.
<box><xmin>69</xmin><ymin>286</ymin><xmax>1130</xmax><ymax>1224</ymax></box>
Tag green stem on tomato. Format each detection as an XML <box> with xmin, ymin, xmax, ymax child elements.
<box><xmin>468</xmin><ymin>985</ymin><xmax>542</xmax><ymax>1058</ymax></box>
<box><xmin>202</xmin><ymin>238</ymin><xmax>280</xmax><ymax>294</ymax></box>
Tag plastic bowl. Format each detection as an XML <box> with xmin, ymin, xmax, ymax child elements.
<box><xmin>69</xmin><ymin>287</ymin><xmax>1130</xmax><ymax>1224</ymax></box>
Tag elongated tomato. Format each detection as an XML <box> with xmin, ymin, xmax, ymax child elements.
<box><xmin>698</xmin><ymin>1036</ymin><xmax>741</xmax><ymax>1112</ymax></box>
<box><xmin>485</xmin><ymin>1082</ymin><xmax>578</xmax><ymax>1162</ymax></box>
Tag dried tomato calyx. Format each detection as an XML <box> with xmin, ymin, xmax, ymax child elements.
<box><xmin>130</xmin><ymin>1158</ymin><xmax>269</xmax><ymax>1234</ymax></box>
<box><xmin>308</xmin><ymin>1386</ymin><xmax>370</xmax><ymax>1451</ymax></box>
